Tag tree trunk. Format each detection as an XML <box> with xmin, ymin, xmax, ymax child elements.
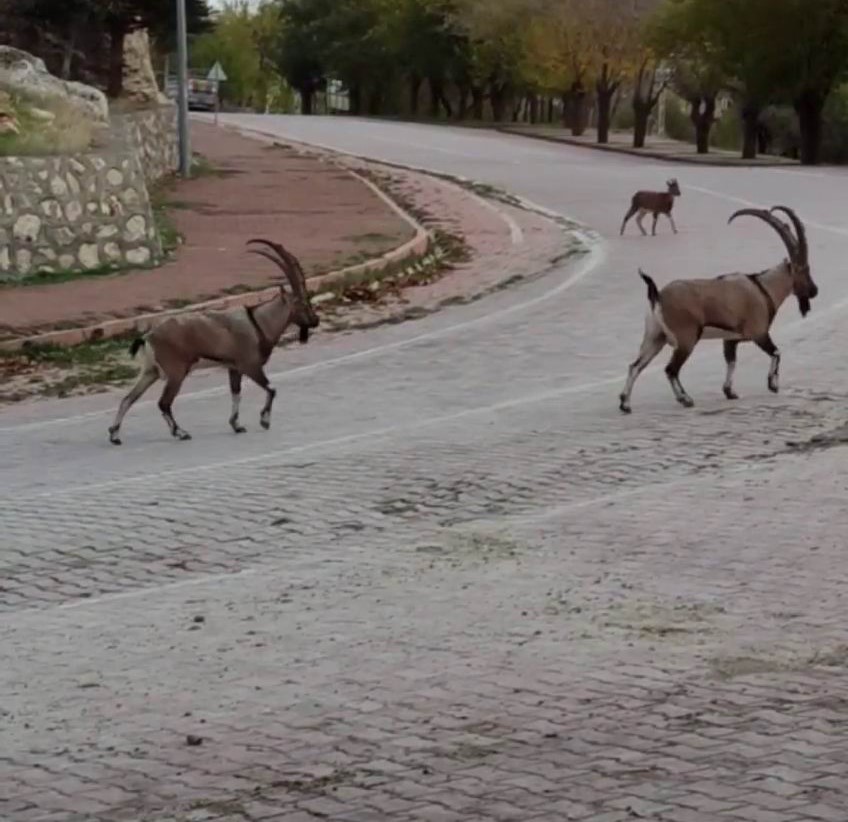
<box><xmin>563</xmin><ymin>81</ymin><xmax>588</xmax><ymax>136</ymax></box>
<box><xmin>348</xmin><ymin>83</ymin><xmax>362</xmax><ymax>116</ymax></box>
<box><xmin>409</xmin><ymin>74</ymin><xmax>422</xmax><ymax>117</ymax></box>
<box><xmin>301</xmin><ymin>88</ymin><xmax>314</xmax><ymax>115</ymax></box>
<box><xmin>547</xmin><ymin>96</ymin><xmax>554</xmax><ymax>123</ymax></box>
<box><xmin>795</xmin><ymin>89</ymin><xmax>824</xmax><ymax>165</ymax></box>
<box><xmin>428</xmin><ymin>76</ymin><xmax>445</xmax><ymax>118</ymax></box>
<box><xmin>633</xmin><ymin>101</ymin><xmax>650</xmax><ymax>148</ymax></box>
<box><xmin>60</xmin><ymin>19</ymin><xmax>80</xmax><ymax>80</ymax></box>
<box><xmin>106</xmin><ymin>19</ymin><xmax>128</xmax><ymax>98</ymax></box>
<box><xmin>690</xmin><ymin>96</ymin><xmax>716</xmax><ymax>154</ymax></box>
<box><xmin>596</xmin><ymin>87</ymin><xmax>616</xmax><ymax>144</ymax></box>
<box><xmin>457</xmin><ymin>86</ymin><xmax>470</xmax><ymax>119</ymax></box>
<box><xmin>490</xmin><ymin>83</ymin><xmax>509</xmax><ymax>122</ymax></box>
<box><xmin>741</xmin><ymin>103</ymin><xmax>760</xmax><ymax>160</ymax></box>
<box><xmin>439</xmin><ymin>91</ymin><xmax>453</xmax><ymax>119</ymax></box>
<box><xmin>471</xmin><ymin>86</ymin><xmax>485</xmax><ymax>120</ymax></box>
<box><xmin>367</xmin><ymin>86</ymin><xmax>383</xmax><ymax>116</ymax></box>
<box><xmin>529</xmin><ymin>94</ymin><xmax>539</xmax><ymax>124</ymax></box>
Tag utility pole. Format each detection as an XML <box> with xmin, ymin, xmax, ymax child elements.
<box><xmin>176</xmin><ymin>0</ymin><xmax>191</xmax><ymax>177</ymax></box>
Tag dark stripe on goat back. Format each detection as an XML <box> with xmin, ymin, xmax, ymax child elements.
<box><xmin>747</xmin><ymin>273</ymin><xmax>777</xmax><ymax>322</ymax></box>
<box><xmin>245</xmin><ymin>306</ymin><xmax>274</xmax><ymax>360</ymax></box>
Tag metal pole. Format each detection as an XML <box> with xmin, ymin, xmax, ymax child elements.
<box><xmin>176</xmin><ymin>0</ymin><xmax>191</xmax><ymax>177</ymax></box>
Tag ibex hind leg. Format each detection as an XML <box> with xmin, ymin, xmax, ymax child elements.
<box><xmin>619</xmin><ymin>329</ymin><xmax>667</xmax><ymax>413</ymax></box>
<box><xmin>158</xmin><ymin>372</ymin><xmax>191</xmax><ymax>441</ymax></box>
<box><xmin>665</xmin><ymin>344</ymin><xmax>696</xmax><ymax>408</ymax></box>
<box><xmin>620</xmin><ymin>205</ymin><xmax>637</xmax><ymax>235</ymax></box>
<box><xmin>108</xmin><ymin>347</ymin><xmax>160</xmax><ymax>445</ymax></box>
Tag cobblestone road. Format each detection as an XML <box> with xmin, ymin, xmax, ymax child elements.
<box><xmin>3</xmin><ymin>117</ymin><xmax>848</xmax><ymax>822</ymax></box>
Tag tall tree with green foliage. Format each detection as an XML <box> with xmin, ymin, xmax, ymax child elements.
<box><xmin>648</xmin><ymin>0</ymin><xmax>726</xmax><ymax>154</ymax></box>
<box><xmin>273</xmin><ymin>0</ymin><xmax>328</xmax><ymax>114</ymax></box>
<box><xmin>650</xmin><ymin>0</ymin><xmax>848</xmax><ymax>164</ymax></box>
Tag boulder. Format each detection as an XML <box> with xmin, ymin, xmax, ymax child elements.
<box><xmin>0</xmin><ymin>46</ymin><xmax>108</xmax><ymax>122</ymax></box>
<box><xmin>123</xmin><ymin>29</ymin><xmax>169</xmax><ymax>105</ymax></box>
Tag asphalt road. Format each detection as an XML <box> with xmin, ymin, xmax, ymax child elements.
<box><xmin>3</xmin><ymin>117</ymin><xmax>848</xmax><ymax>822</ymax></box>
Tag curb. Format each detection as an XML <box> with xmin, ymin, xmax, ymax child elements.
<box><xmin>0</xmin><ymin>159</ymin><xmax>431</xmax><ymax>353</ymax></box>
<box><xmin>497</xmin><ymin>127</ymin><xmax>800</xmax><ymax>168</ymax></box>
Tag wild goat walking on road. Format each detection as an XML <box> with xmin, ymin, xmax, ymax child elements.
<box><xmin>108</xmin><ymin>239</ymin><xmax>320</xmax><ymax>445</ymax></box>
<box><xmin>620</xmin><ymin>178</ymin><xmax>681</xmax><ymax>236</ymax></box>
<box><xmin>618</xmin><ymin>205</ymin><xmax>817</xmax><ymax>413</ymax></box>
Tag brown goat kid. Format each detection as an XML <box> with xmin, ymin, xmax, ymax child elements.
<box><xmin>108</xmin><ymin>239</ymin><xmax>320</xmax><ymax>445</ymax></box>
<box><xmin>619</xmin><ymin>205</ymin><xmax>817</xmax><ymax>413</ymax></box>
<box><xmin>620</xmin><ymin>178</ymin><xmax>681</xmax><ymax>236</ymax></box>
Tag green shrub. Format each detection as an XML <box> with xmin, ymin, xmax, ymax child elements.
<box><xmin>821</xmin><ymin>84</ymin><xmax>848</xmax><ymax>163</ymax></box>
<box><xmin>663</xmin><ymin>95</ymin><xmax>694</xmax><ymax>142</ymax></box>
<box><xmin>611</xmin><ymin>97</ymin><xmax>635</xmax><ymax>131</ymax></box>
<box><xmin>710</xmin><ymin>106</ymin><xmax>742</xmax><ymax>152</ymax></box>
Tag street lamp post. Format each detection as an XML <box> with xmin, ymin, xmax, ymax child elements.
<box><xmin>176</xmin><ymin>0</ymin><xmax>191</xmax><ymax>177</ymax></box>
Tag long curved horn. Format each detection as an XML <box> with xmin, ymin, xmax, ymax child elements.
<box><xmin>255</xmin><ymin>239</ymin><xmax>310</xmax><ymax>301</ymax></box>
<box><xmin>274</xmin><ymin>245</ymin><xmax>310</xmax><ymax>302</ymax></box>
<box><xmin>770</xmin><ymin>206</ymin><xmax>808</xmax><ymax>263</ymax></box>
<box><xmin>247</xmin><ymin>239</ymin><xmax>301</xmax><ymax>297</ymax></box>
<box><xmin>728</xmin><ymin>208</ymin><xmax>798</xmax><ymax>262</ymax></box>
<box><xmin>247</xmin><ymin>248</ymin><xmax>290</xmax><ymax>290</ymax></box>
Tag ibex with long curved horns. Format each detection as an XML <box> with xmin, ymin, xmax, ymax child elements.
<box><xmin>108</xmin><ymin>239</ymin><xmax>320</xmax><ymax>444</ymax></box>
<box><xmin>619</xmin><ymin>205</ymin><xmax>817</xmax><ymax>413</ymax></box>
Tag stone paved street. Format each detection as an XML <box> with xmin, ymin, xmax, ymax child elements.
<box><xmin>3</xmin><ymin>116</ymin><xmax>848</xmax><ymax>822</ymax></box>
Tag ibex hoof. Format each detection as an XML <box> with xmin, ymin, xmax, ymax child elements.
<box><xmin>723</xmin><ymin>388</ymin><xmax>739</xmax><ymax>401</ymax></box>
<box><xmin>260</xmin><ymin>419</ymin><xmax>271</xmax><ymax>431</ymax></box>
<box><xmin>768</xmin><ymin>382</ymin><xmax>779</xmax><ymax>394</ymax></box>
<box><xmin>108</xmin><ymin>427</ymin><xmax>121</xmax><ymax>445</ymax></box>
<box><xmin>176</xmin><ymin>430</ymin><xmax>192</xmax><ymax>441</ymax></box>
<box><xmin>619</xmin><ymin>397</ymin><xmax>632</xmax><ymax>414</ymax></box>
<box><xmin>678</xmin><ymin>397</ymin><xmax>695</xmax><ymax>408</ymax></box>
<box><xmin>232</xmin><ymin>425</ymin><xmax>247</xmax><ymax>434</ymax></box>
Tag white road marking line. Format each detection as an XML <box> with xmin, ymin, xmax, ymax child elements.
<box><xmin>687</xmin><ymin>184</ymin><xmax>848</xmax><ymax>237</ymax></box>
<box><xmin>16</xmin><ymin>366</ymin><xmax>622</xmax><ymax>500</ymax></box>
<box><xmin>1</xmin><ymin>569</ymin><xmax>260</xmax><ymax>620</ymax></box>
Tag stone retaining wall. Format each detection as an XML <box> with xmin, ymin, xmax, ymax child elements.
<box><xmin>0</xmin><ymin>105</ymin><xmax>177</xmax><ymax>282</ymax></box>
<box><xmin>117</xmin><ymin>104</ymin><xmax>178</xmax><ymax>186</ymax></box>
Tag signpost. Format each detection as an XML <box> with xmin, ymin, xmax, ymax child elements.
<box><xmin>176</xmin><ymin>0</ymin><xmax>190</xmax><ymax>177</ymax></box>
<box><xmin>207</xmin><ymin>61</ymin><xmax>228</xmax><ymax>127</ymax></box>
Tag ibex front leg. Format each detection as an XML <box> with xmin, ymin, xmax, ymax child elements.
<box><xmin>245</xmin><ymin>365</ymin><xmax>277</xmax><ymax>430</ymax></box>
<box><xmin>755</xmin><ymin>334</ymin><xmax>781</xmax><ymax>393</ymax></box>
<box><xmin>228</xmin><ymin>369</ymin><xmax>247</xmax><ymax>434</ymax></box>
<box><xmin>722</xmin><ymin>341</ymin><xmax>740</xmax><ymax>400</ymax></box>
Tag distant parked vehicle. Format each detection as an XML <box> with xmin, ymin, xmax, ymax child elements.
<box><xmin>164</xmin><ymin>71</ymin><xmax>218</xmax><ymax>111</ymax></box>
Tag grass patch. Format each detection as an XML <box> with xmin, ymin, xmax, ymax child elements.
<box><xmin>150</xmin><ymin>179</ymin><xmax>185</xmax><ymax>256</ymax></box>
<box><xmin>3</xmin><ymin>262</ymin><xmax>125</xmax><ymax>288</ymax></box>
<box><xmin>0</xmin><ymin>337</ymin><xmax>139</xmax><ymax>403</ymax></box>
<box><xmin>0</xmin><ymin>93</ymin><xmax>95</xmax><ymax>157</ymax></box>
<box><xmin>191</xmin><ymin>152</ymin><xmax>232</xmax><ymax>178</ymax></box>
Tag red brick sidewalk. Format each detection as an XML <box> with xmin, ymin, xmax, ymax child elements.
<box><xmin>0</xmin><ymin>122</ymin><xmax>413</xmax><ymax>338</ymax></box>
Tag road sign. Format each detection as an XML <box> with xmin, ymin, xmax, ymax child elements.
<box><xmin>207</xmin><ymin>61</ymin><xmax>228</xmax><ymax>82</ymax></box>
